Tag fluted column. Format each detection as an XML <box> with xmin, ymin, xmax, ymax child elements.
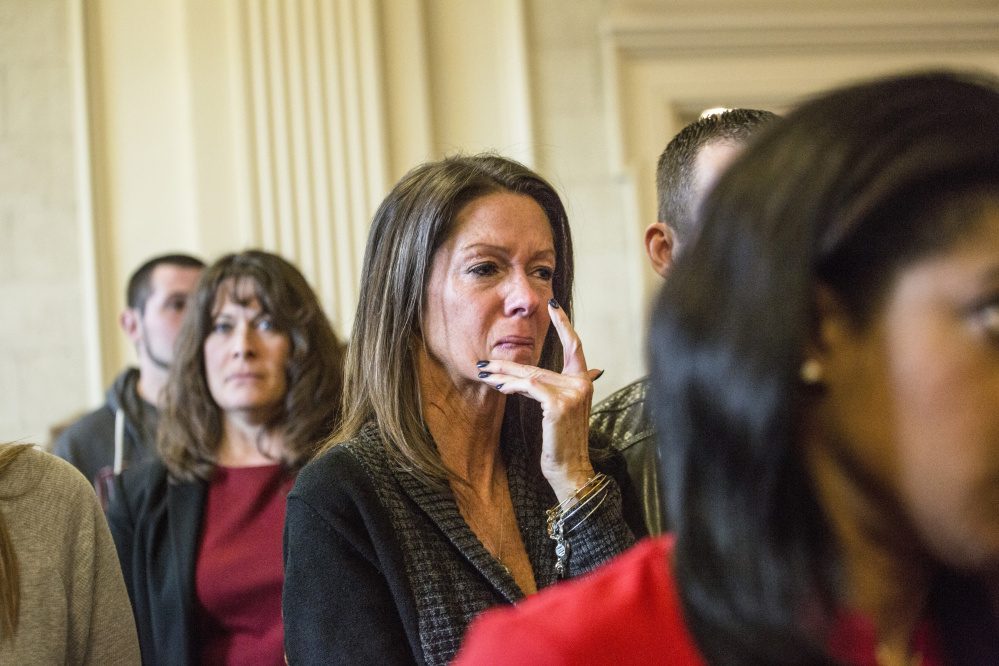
<box><xmin>235</xmin><ymin>0</ymin><xmax>389</xmax><ymax>333</ymax></box>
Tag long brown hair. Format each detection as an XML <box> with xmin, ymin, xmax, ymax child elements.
<box><xmin>327</xmin><ymin>154</ymin><xmax>575</xmax><ymax>487</ymax></box>
<box><xmin>159</xmin><ymin>251</ymin><xmax>346</xmax><ymax>482</ymax></box>
<box><xmin>0</xmin><ymin>444</ymin><xmax>31</xmax><ymax>642</ymax></box>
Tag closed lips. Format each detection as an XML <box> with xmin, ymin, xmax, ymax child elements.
<box><xmin>494</xmin><ymin>336</ymin><xmax>533</xmax><ymax>347</ymax></box>
<box><xmin>227</xmin><ymin>372</ymin><xmax>263</xmax><ymax>381</ymax></box>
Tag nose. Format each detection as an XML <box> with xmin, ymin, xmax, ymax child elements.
<box><xmin>503</xmin><ymin>270</ymin><xmax>543</xmax><ymax>317</ymax></box>
<box><xmin>231</xmin><ymin>322</ymin><xmax>257</xmax><ymax>359</ymax></box>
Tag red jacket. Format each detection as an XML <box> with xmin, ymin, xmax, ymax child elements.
<box><xmin>457</xmin><ymin>536</ymin><xmax>949</xmax><ymax>666</ymax></box>
<box><xmin>457</xmin><ymin>536</ymin><xmax>704</xmax><ymax>665</ymax></box>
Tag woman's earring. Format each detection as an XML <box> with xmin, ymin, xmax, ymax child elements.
<box><xmin>799</xmin><ymin>358</ymin><xmax>824</xmax><ymax>385</ymax></box>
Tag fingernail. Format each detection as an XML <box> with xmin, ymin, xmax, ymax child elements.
<box><xmin>594</xmin><ymin>369</ymin><xmax>605</xmax><ymax>381</ymax></box>
<box><xmin>495</xmin><ymin>383</ymin><xmax>504</xmax><ymax>390</ymax></box>
<box><xmin>548</xmin><ymin>298</ymin><xmax>560</xmax><ymax>309</ymax></box>
<box><xmin>476</xmin><ymin>360</ymin><xmax>488</xmax><ymax>368</ymax></box>
<box><xmin>478</xmin><ymin>371</ymin><xmax>491</xmax><ymax>378</ymax></box>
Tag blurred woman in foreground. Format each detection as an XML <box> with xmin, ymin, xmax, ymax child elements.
<box><xmin>109</xmin><ymin>250</ymin><xmax>344</xmax><ymax>665</ymax></box>
<box><xmin>458</xmin><ymin>71</ymin><xmax>999</xmax><ymax>665</ymax></box>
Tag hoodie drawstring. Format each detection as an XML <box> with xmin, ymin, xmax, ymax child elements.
<box><xmin>113</xmin><ymin>408</ymin><xmax>125</xmax><ymax>474</ymax></box>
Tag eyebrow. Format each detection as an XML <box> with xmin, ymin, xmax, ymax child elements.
<box><xmin>458</xmin><ymin>243</ymin><xmax>556</xmax><ymax>259</ymax></box>
<box><xmin>211</xmin><ymin>301</ymin><xmax>267</xmax><ymax>319</ymax></box>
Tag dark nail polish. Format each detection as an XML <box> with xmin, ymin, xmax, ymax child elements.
<box><xmin>495</xmin><ymin>383</ymin><xmax>504</xmax><ymax>390</ymax></box>
<box><xmin>548</xmin><ymin>298</ymin><xmax>560</xmax><ymax>309</ymax></box>
<box><xmin>594</xmin><ymin>369</ymin><xmax>605</xmax><ymax>381</ymax></box>
<box><xmin>476</xmin><ymin>360</ymin><xmax>488</xmax><ymax>368</ymax></box>
<box><xmin>478</xmin><ymin>371</ymin><xmax>491</xmax><ymax>378</ymax></box>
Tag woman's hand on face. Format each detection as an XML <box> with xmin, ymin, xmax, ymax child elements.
<box><xmin>476</xmin><ymin>299</ymin><xmax>601</xmax><ymax>503</ymax></box>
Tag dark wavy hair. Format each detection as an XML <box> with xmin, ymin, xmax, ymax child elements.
<box><xmin>650</xmin><ymin>71</ymin><xmax>999</xmax><ymax>664</ymax></box>
<box><xmin>159</xmin><ymin>250</ymin><xmax>345</xmax><ymax>482</ymax></box>
<box><xmin>327</xmin><ymin>153</ymin><xmax>574</xmax><ymax>487</ymax></box>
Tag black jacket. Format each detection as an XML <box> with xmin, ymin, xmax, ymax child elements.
<box><xmin>283</xmin><ymin>423</ymin><xmax>645</xmax><ymax>666</ymax></box>
<box><xmin>106</xmin><ymin>459</ymin><xmax>205</xmax><ymax>666</ymax></box>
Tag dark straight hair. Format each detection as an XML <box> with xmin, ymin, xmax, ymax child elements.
<box><xmin>649</xmin><ymin>71</ymin><xmax>999</xmax><ymax>664</ymax></box>
<box><xmin>126</xmin><ymin>253</ymin><xmax>205</xmax><ymax>312</ymax></box>
<box><xmin>326</xmin><ymin>153</ymin><xmax>574</xmax><ymax>487</ymax></box>
<box><xmin>656</xmin><ymin>108</ymin><xmax>778</xmax><ymax>245</ymax></box>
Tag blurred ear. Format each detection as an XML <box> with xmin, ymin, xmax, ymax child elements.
<box><xmin>120</xmin><ymin>308</ymin><xmax>142</xmax><ymax>344</ymax></box>
<box><xmin>811</xmin><ymin>285</ymin><xmax>851</xmax><ymax>350</ymax></box>
<box><xmin>644</xmin><ymin>222</ymin><xmax>675</xmax><ymax>278</ymax></box>
<box><xmin>801</xmin><ymin>285</ymin><xmax>853</xmax><ymax>386</ymax></box>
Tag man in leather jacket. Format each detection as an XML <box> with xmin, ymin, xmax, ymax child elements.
<box><xmin>590</xmin><ymin>109</ymin><xmax>778</xmax><ymax>534</ymax></box>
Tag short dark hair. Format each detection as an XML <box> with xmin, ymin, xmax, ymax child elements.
<box><xmin>125</xmin><ymin>253</ymin><xmax>205</xmax><ymax>313</ymax></box>
<box><xmin>159</xmin><ymin>250</ymin><xmax>345</xmax><ymax>482</ymax></box>
<box><xmin>330</xmin><ymin>153</ymin><xmax>574</xmax><ymax>487</ymax></box>
<box><xmin>656</xmin><ymin>108</ymin><xmax>778</xmax><ymax>245</ymax></box>
<box><xmin>650</xmin><ymin>71</ymin><xmax>999</xmax><ymax>664</ymax></box>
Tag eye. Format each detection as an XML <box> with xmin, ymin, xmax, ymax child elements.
<box><xmin>533</xmin><ymin>266</ymin><xmax>555</xmax><ymax>281</ymax></box>
<box><xmin>256</xmin><ymin>317</ymin><xmax>277</xmax><ymax>332</ymax></box>
<box><xmin>211</xmin><ymin>320</ymin><xmax>233</xmax><ymax>335</ymax></box>
<box><xmin>968</xmin><ymin>295</ymin><xmax>999</xmax><ymax>341</ymax></box>
<box><xmin>469</xmin><ymin>263</ymin><xmax>499</xmax><ymax>277</ymax></box>
<box><xmin>166</xmin><ymin>296</ymin><xmax>187</xmax><ymax>312</ymax></box>
<box><xmin>977</xmin><ymin>302</ymin><xmax>999</xmax><ymax>338</ymax></box>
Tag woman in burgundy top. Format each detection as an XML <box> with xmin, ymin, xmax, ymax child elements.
<box><xmin>458</xmin><ymin>71</ymin><xmax>999</xmax><ymax>665</ymax></box>
<box><xmin>108</xmin><ymin>250</ymin><xmax>345</xmax><ymax>665</ymax></box>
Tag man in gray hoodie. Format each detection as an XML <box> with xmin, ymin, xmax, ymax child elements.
<box><xmin>53</xmin><ymin>253</ymin><xmax>204</xmax><ymax>507</ymax></box>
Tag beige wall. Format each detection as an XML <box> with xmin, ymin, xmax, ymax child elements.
<box><xmin>0</xmin><ymin>0</ymin><xmax>92</xmax><ymax>443</ymax></box>
<box><xmin>2</xmin><ymin>0</ymin><xmax>997</xmax><ymax>445</ymax></box>
<box><xmin>527</xmin><ymin>0</ymin><xmax>649</xmax><ymax>390</ymax></box>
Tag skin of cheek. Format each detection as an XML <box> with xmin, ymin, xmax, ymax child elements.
<box><xmin>419</xmin><ymin>273</ymin><xmax>484</xmax><ymax>386</ymax></box>
<box><xmin>142</xmin><ymin>267</ymin><xmax>201</xmax><ymax>361</ymax></box>
<box><xmin>422</xmin><ymin>191</ymin><xmax>558</xmax><ymax>381</ymax></box>
<box><xmin>423</xmin><ymin>238</ymin><xmax>467</xmax><ymax>379</ymax></box>
<box><xmin>423</xmin><ymin>267</ymin><xmax>554</xmax><ymax>381</ymax></box>
<box><xmin>883</xmin><ymin>271</ymin><xmax>999</xmax><ymax>572</ymax></box>
<box><xmin>204</xmin><ymin>336</ymin><xmax>237</xmax><ymax>409</ymax></box>
<box><xmin>458</xmin><ymin>278</ymin><xmax>552</xmax><ymax>382</ymax></box>
<box><xmin>203</xmin><ymin>314</ymin><xmax>291</xmax><ymax>415</ymax></box>
<box><xmin>823</xmin><ymin>319</ymin><xmax>902</xmax><ymax>511</ymax></box>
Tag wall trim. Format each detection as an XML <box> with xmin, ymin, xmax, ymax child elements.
<box><xmin>602</xmin><ymin>7</ymin><xmax>999</xmax><ymax>57</ymax></box>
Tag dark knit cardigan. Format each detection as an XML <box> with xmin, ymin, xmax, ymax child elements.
<box><xmin>282</xmin><ymin>422</ymin><xmax>643</xmax><ymax>665</ymax></box>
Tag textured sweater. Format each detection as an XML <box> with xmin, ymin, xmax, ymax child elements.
<box><xmin>283</xmin><ymin>422</ymin><xmax>642</xmax><ymax>665</ymax></box>
<box><xmin>0</xmin><ymin>446</ymin><xmax>140</xmax><ymax>664</ymax></box>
